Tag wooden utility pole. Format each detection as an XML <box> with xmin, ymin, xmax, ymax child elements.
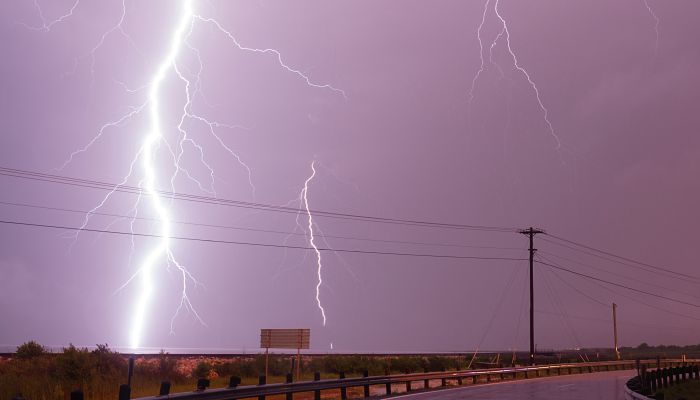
<box><xmin>613</xmin><ymin>303</ymin><xmax>620</xmax><ymax>360</ymax></box>
<box><xmin>519</xmin><ymin>227</ymin><xmax>544</xmax><ymax>366</ymax></box>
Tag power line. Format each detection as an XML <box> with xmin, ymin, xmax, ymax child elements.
<box><xmin>0</xmin><ymin>219</ymin><xmax>528</xmax><ymax>263</ymax></box>
<box><xmin>538</xmin><ymin>250</ymin><xmax>700</xmax><ymax>300</ymax></box>
<box><xmin>541</xmin><ymin>260</ymin><xmax>609</xmax><ymax>307</ymax></box>
<box><xmin>544</xmin><ymin>232</ymin><xmax>700</xmax><ymax>282</ymax></box>
<box><xmin>0</xmin><ymin>166</ymin><xmax>517</xmax><ymax>232</ymax></box>
<box><xmin>535</xmin><ymin>259</ymin><xmax>700</xmax><ymax>309</ymax></box>
<box><xmin>541</xmin><ymin>255</ymin><xmax>700</xmax><ymax>323</ymax></box>
<box><xmin>539</xmin><ymin>236</ymin><xmax>700</xmax><ymax>284</ymax></box>
<box><xmin>0</xmin><ymin>200</ymin><xmax>524</xmax><ymax>252</ymax></box>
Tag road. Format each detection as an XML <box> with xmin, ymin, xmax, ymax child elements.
<box><xmin>393</xmin><ymin>370</ymin><xmax>635</xmax><ymax>400</ymax></box>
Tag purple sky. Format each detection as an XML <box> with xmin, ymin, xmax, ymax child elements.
<box><xmin>1</xmin><ymin>0</ymin><xmax>699</xmax><ymax>353</ymax></box>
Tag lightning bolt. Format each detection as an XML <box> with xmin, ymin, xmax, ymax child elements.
<box><xmin>300</xmin><ymin>161</ymin><xmax>327</xmax><ymax>326</ymax></box>
<box><xmin>641</xmin><ymin>0</ymin><xmax>660</xmax><ymax>55</ymax></box>
<box><xmin>469</xmin><ymin>0</ymin><xmax>561</xmax><ymax>151</ymax></box>
<box><xmin>26</xmin><ymin>0</ymin><xmax>344</xmax><ymax>348</ymax></box>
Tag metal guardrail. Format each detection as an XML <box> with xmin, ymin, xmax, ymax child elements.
<box><xmin>625</xmin><ymin>364</ymin><xmax>700</xmax><ymax>400</ymax></box>
<box><xmin>132</xmin><ymin>359</ymin><xmax>695</xmax><ymax>400</ymax></box>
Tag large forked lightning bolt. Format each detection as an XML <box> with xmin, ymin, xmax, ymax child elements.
<box><xmin>300</xmin><ymin>161</ymin><xmax>327</xmax><ymax>326</ymax></box>
<box><xmin>128</xmin><ymin>0</ymin><xmax>195</xmax><ymax>349</ymax></box>
<box><xmin>27</xmin><ymin>0</ymin><xmax>344</xmax><ymax>348</ymax></box>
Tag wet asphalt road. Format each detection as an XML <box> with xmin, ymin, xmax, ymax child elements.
<box><xmin>392</xmin><ymin>370</ymin><xmax>635</xmax><ymax>400</ymax></box>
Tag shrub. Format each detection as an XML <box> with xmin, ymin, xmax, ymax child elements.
<box><xmin>193</xmin><ymin>361</ymin><xmax>212</xmax><ymax>378</ymax></box>
<box><xmin>15</xmin><ymin>341</ymin><xmax>47</xmax><ymax>360</ymax></box>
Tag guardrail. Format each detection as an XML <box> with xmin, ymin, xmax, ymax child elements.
<box><xmin>117</xmin><ymin>359</ymin><xmax>690</xmax><ymax>400</ymax></box>
<box><xmin>626</xmin><ymin>363</ymin><xmax>700</xmax><ymax>400</ymax></box>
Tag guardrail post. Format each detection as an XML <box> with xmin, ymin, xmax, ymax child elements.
<box><xmin>314</xmin><ymin>372</ymin><xmax>321</xmax><ymax>400</ymax></box>
<box><xmin>286</xmin><ymin>373</ymin><xmax>293</xmax><ymax>400</ymax></box>
<box><xmin>404</xmin><ymin>369</ymin><xmax>411</xmax><ymax>392</ymax></box>
<box><xmin>258</xmin><ymin>375</ymin><xmax>266</xmax><ymax>400</ymax></box>
<box><xmin>650</xmin><ymin>371</ymin><xmax>657</xmax><ymax>393</ymax></box>
<box><xmin>118</xmin><ymin>384</ymin><xmax>130</xmax><ymax>400</ymax></box>
<box><xmin>363</xmin><ymin>370</ymin><xmax>370</xmax><ymax>398</ymax></box>
<box><xmin>158</xmin><ymin>381</ymin><xmax>171</xmax><ymax>396</ymax></box>
<box><xmin>339</xmin><ymin>371</ymin><xmax>347</xmax><ymax>400</ymax></box>
<box><xmin>385</xmin><ymin>381</ymin><xmax>392</xmax><ymax>395</ymax></box>
<box><xmin>230</xmin><ymin>376</ymin><xmax>242</xmax><ymax>388</ymax></box>
<box><xmin>472</xmin><ymin>375</ymin><xmax>477</xmax><ymax>384</ymax></box>
<box><xmin>423</xmin><ymin>368</ymin><xmax>430</xmax><ymax>389</ymax></box>
<box><xmin>657</xmin><ymin>356</ymin><xmax>661</xmax><ymax>369</ymax></box>
<box><xmin>441</xmin><ymin>370</ymin><xmax>447</xmax><ymax>387</ymax></box>
<box><xmin>70</xmin><ymin>391</ymin><xmax>83</xmax><ymax>400</ymax></box>
<box><xmin>197</xmin><ymin>378</ymin><xmax>210</xmax><ymax>391</ymax></box>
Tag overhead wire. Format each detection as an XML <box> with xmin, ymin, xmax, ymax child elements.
<box><xmin>0</xmin><ymin>219</ymin><xmax>528</xmax><ymax>262</ymax></box>
<box><xmin>543</xmin><ymin>233</ymin><xmax>700</xmax><ymax>283</ymax></box>
<box><xmin>535</xmin><ymin>257</ymin><xmax>700</xmax><ymax>311</ymax></box>
<box><xmin>0</xmin><ymin>200</ymin><xmax>524</xmax><ymax>252</ymax></box>
<box><xmin>0</xmin><ymin>166</ymin><xmax>518</xmax><ymax>232</ymax></box>
<box><xmin>538</xmin><ymin>249</ymin><xmax>700</xmax><ymax>302</ymax></box>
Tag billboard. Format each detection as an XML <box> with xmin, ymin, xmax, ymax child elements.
<box><xmin>260</xmin><ymin>328</ymin><xmax>310</xmax><ymax>349</ymax></box>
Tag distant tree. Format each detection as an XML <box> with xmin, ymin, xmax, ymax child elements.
<box><xmin>15</xmin><ymin>341</ymin><xmax>46</xmax><ymax>359</ymax></box>
<box><xmin>637</xmin><ymin>342</ymin><xmax>650</xmax><ymax>350</ymax></box>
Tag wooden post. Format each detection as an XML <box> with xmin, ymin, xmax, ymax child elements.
<box><xmin>118</xmin><ymin>385</ymin><xmax>131</xmax><ymax>400</ymax></box>
<box><xmin>339</xmin><ymin>372</ymin><xmax>347</xmax><ymax>400</ymax></box>
<box><xmin>296</xmin><ymin>347</ymin><xmax>301</xmax><ymax>382</ymax></box>
<box><xmin>286</xmin><ymin>374</ymin><xmax>293</xmax><ymax>400</ymax></box>
<box><xmin>612</xmin><ymin>303</ymin><xmax>620</xmax><ymax>360</ymax></box>
<box><xmin>363</xmin><ymin>370</ymin><xmax>370</xmax><ymax>398</ymax></box>
<box><xmin>314</xmin><ymin>372</ymin><xmax>321</xmax><ymax>400</ymax></box>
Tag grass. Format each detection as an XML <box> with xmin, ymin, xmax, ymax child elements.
<box><xmin>659</xmin><ymin>380</ymin><xmax>700</xmax><ymax>400</ymax></box>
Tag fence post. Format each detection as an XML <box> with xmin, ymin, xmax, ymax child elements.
<box><xmin>363</xmin><ymin>370</ymin><xmax>370</xmax><ymax>398</ymax></box>
<box><xmin>197</xmin><ymin>378</ymin><xmax>210</xmax><ymax>391</ymax></box>
<box><xmin>158</xmin><ymin>381</ymin><xmax>171</xmax><ymax>396</ymax></box>
<box><xmin>258</xmin><ymin>375</ymin><xmax>266</xmax><ymax>400</ymax></box>
<box><xmin>339</xmin><ymin>371</ymin><xmax>347</xmax><ymax>400</ymax></box>
<box><xmin>314</xmin><ymin>372</ymin><xmax>321</xmax><ymax>400</ymax></box>
<box><xmin>286</xmin><ymin>373</ymin><xmax>293</xmax><ymax>400</ymax></box>
<box><xmin>118</xmin><ymin>384</ymin><xmax>131</xmax><ymax>400</ymax></box>
<box><xmin>229</xmin><ymin>376</ymin><xmax>242</xmax><ymax>388</ymax></box>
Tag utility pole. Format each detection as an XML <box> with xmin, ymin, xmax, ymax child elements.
<box><xmin>519</xmin><ymin>227</ymin><xmax>544</xmax><ymax>366</ymax></box>
<box><xmin>613</xmin><ymin>303</ymin><xmax>620</xmax><ymax>360</ymax></box>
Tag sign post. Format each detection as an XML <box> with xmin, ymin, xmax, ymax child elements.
<box><xmin>260</xmin><ymin>329</ymin><xmax>310</xmax><ymax>382</ymax></box>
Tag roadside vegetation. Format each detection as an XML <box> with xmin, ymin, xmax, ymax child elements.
<box><xmin>2</xmin><ymin>341</ymin><xmax>696</xmax><ymax>399</ymax></box>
